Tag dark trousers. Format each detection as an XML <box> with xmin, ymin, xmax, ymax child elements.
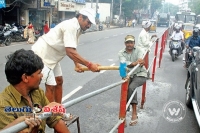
<box><xmin>181</xmin><ymin>42</ymin><xmax>185</xmax><ymax>51</ymax></box>
<box><xmin>127</xmin><ymin>76</ymin><xmax>147</xmax><ymax>105</ymax></box>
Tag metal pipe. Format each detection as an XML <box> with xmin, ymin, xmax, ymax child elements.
<box><xmin>147</xmin><ymin>56</ymin><xmax>156</xmax><ymax>72</ymax></box>
<box><xmin>62</xmin><ymin>80</ymin><xmax>125</xmax><ymax>108</ymax></box>
<box><xmin>159</xmin><ymin>34</ymin><xmax>164</xmax><ymax>68</ymax></box>
<box><xmin>0</xmin><ymin>34</ymin><xmax>163</xmax><ymax>133</ymax></box>
<box><xmin>0</xmin><ymin>80</ymin><xmax>125</xmax><ymax>133</ymax></box>
<box><xmin>109</xmin><ymin>88</ymin><xmax>137</xmax><ymax>133</ymax></box>
<box><xmin>126</xmin><ymin>88</ymin><xmax>137</xmax><ymax>110</ymax></box>
<box><xmin>152</xmin><ymin>39</ymin><xmax>159</xmax><ymax>82</ymax></box>
<box><xmin>118</xmin><ymin>80</ymin><xmax>128</xmax><ymax>133</ymax></box>
<box><xmin>109</xmin><ymin>118</ymin><xmax>125</xmax><ymax>133</ymax></box>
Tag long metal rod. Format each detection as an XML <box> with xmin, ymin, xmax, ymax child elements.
<box><xmin>147</xmin><ymin>56</ymin><xmax>156</xmax><ymax>72</ymax></box>
<box><xmin>126</xmin><ymin>88</ymin><xmax>137</xmax><ymax>110</ymax></box>
<box><xmin>62</xmin><ymin>80</ymin><xmax>125</xmax><ymax>108</ymax></box>
<box><xmin>109</xmin><ymin>88</ymin><xmax>137</xmax><ymax>133</ymax></box>
<box><xmin>1</xmin><ymin>38</ymin><xmax>159</xmax><ymax>133</ymax></box>
<box><xmin>109</xmin><ymin>118</ymin><xmax>125</xmax><ymax>133</ymax></box>
<box><xmin>0</xmin><ymin>80</ymin><xmax>125</xmax><ymax>133</ymax></box>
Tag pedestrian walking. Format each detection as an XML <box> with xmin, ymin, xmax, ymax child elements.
<box><xmin>24</xmin><ymin>22</ymin><xmax>35</xmax><ymax>44</ymax></box>
<box><xmin>44</xmin><ymin>21</ymin><xmax>50</xmax><ymax>34</ymax></box>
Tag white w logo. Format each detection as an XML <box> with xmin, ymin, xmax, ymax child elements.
<box><xmin>168</xmin><ymin>108</ymin><xmax>180</xmax><ymax>116</ymax></box>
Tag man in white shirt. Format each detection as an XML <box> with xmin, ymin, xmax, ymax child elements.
<box><xmin>32</xmin><ymin>8</ymin><xmax>100</xmax><ymax>103</ymax></box>
<box><xmin>132</xmin><ymin>19</ymin><xmax>136</xmax><ymax>27</ymax></box>
<box><xmin>170</xmin><ymin>25</ymin><xmax>184</xmax><ymax>53</ymax></box>
<box><xmin>138</xmin><ymin>21</ymin><xmax>157</xmax><ymax>55</ymax></box>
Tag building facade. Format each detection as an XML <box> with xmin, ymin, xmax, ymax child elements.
<box><xmin>0</xmin><ymin>0</ymin><xmax>86</xmax><ymax>29</ymax></box>
<box><xmin>178</xmin><ymin>0</ymin><xmax>191</xmax><ymax>11</ymax></box>
<box><xmin>0</xmin><ymin>0</ymin><xmax>110</xmax><ymax>28</ymax></box>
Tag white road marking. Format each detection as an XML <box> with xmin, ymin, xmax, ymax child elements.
<box><xmin>104</xmin><ymin>37</ymin><xmax>109</xmax><ymax>39</ymax></box>
<box><xmin>100</xmin><ymin>70</ymin><xmax>106</xmax><ymax>73</ymax></box>
<box><xmin>110</xmin><ymin>63</ymin><xmax>115</xmax><ymax>66</ymax></box>
<box><xmin>113</xmin><ymin>34</ymin><xmax>118</xmax><ymax>36</ymax></box>
<box><xmin>62</xmin><ymin>86</ymin><xmax>82</xmax><ymax>102</ymax></box>
<box><xmin>108</xmin><ymin>59</ymin><xmax>113</xmax><ymax>61</ymax></box>
<box><xmin>91</xmin><ymin>39</ymin><xmax>100</xmax><ymax>42</ymax></box>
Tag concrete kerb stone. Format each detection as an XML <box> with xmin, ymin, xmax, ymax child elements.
<box><xmin>84</xmin><ymin>24</ymin><xmax>119</xmax><ymax>33</ymax></box>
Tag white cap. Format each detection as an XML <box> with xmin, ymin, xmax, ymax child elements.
<box><xmin>142</xmin><ymin>21</ymin><xmax>152</xmax><ymax>28</ymax></box>
<box><xmin>79</xmin><ymin>7</ymin><xmax>96</xmax><ymax>25</ymax></box>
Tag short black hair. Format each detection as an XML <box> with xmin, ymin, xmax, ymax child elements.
<box><xmin>5</xmin><ymin>49</ymin><xmax>44</xmax><ymax>85</ymax></box>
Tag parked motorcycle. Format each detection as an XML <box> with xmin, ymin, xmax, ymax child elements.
<box><xmin>0</xmin><ymin>29</ymin><xmax>12</xmax><ymax>46</ymax></box>
<box><xmin>10</xmin><ymin>23</ymin><xmax>23</xmax><ymax>42</ymax></box>
<box><xmin>169</xmin><ymin>40</ymin><xmax>182</xmax><ymax>61</ymax></box>
<box><xmin>98</xmin><ymin>23</ymin><xmax>103</xmax><ymax>31</ymax></box>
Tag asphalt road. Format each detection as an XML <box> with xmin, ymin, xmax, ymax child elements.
<box><xmin>0</xmin><ymin>25</ymin><xmax>199</xmax><ymax>133</ymax></box>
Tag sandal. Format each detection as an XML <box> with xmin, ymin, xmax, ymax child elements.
<box><xmin>129</xmin><ymin>116</ymin><xmax>138</xmax><ymax>126</ymax></box>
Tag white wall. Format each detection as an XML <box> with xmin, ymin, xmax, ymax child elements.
<box><xmin>86</xmin><ymin>3</ymin><xmax>110</xmax><ymax>22</ymax></box>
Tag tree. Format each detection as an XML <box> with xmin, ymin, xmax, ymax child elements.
<box><xmin>150</xmin><ymin>0</ymin><xmax>162</xmax><ymax>17</ymax></box>
<box><xmin>188</xmin><ymin>0</ymin><xmax>200</xmax><ymax>15</ymax></box>
<box><xmin>122</xmin><ymin>0</ymin><xmax>148</xmax><ymax>19</ymax></box>
<box><xmin>157</xmin><ymin>2</ymin><xmax>179</xmax><ymax>16</ymax></box>
<box><xmin>99</xmin><ymin>0</ymin><xmax>149</xmax><ymax>19</ymax></box>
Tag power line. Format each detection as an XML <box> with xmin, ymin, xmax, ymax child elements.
<box><xmin>1</xmin><ymin>2</ymin><xmax>17</xmax><ymax>13</ymax></box>
<box><xmin>1</xmin><ymin>0</ymin><xmax>34</xmax><ymax>13</ymax></box>
<box><xmin>19</xmin><ymin>0</ymin><xmax>34</xmax><ymax>6</ymax></box>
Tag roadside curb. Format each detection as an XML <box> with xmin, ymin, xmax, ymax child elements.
<box><xmin>84</xmin><ymin>25</ymin><xmax>119</xmax><ymax>33</ymax></box>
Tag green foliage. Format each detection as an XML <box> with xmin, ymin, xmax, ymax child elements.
<box><xmin>188</xmin><ymin>0</ymin><xmax>200</xmax><ymax>15</ymax></box>
<box><xmin>151</xmin><ymin>0</ymin><xmax>162</xmax><ymax>12</ymax></box>
<box><xmin>157</xmin><ymin>2</ymin><xmax>179</xmax><ymax>16</ymax></box>
<box><xmin>149</xmin><ymin>0</ymin><xmax>162</xmax><ymax>17</ymax></box>
<box><xmin>100</xmin><ymin>0</ymin><xmax>162</xmax><ymax>19</ymax></box>
<box><xmin>122</xmin><ymin>0</ymin><xmax>149</xmax><ymax>18</ymax></box>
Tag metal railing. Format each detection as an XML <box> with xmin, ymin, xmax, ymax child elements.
<box><xmin>0</xmin><ymin>27</ymin><xmax>171</xmax><ymax>133</ymax></box>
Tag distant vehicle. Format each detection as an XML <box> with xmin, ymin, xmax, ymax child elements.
<box><xmin>182</xmin><ymin>23</ymin><xmax>195</xmax><ymax>40</ymax></box>
<box><xmin>98</xmin><ymin>22</ymin><xmax>103</xmax><ymax>31</ymax></box>
<box><xmin>175</xmin><ymin>11</ymin><xmax>196</xmax><ymax>24</ymax></box>
<box><xmin>149</xmin><ymin>20</ymin><xmax>157</xmax><ymax>32</ymax></box>
<box><xmin>185</xmin><ymin>46</ymin><xmax>200</xmax><ymax>127</ymax></box>
<box><xmin>170</xmin><ymin>16</ymin><xmax>175</xmax><ymax>21</ymax></box>
<box><xmin>157</xmin><ymin>13</ymin><xmax>170</xmax><ymax>27</ymax></box>
<box><xmin>196</xmin><ymin>15</ymin><xmax>200</xmax><ymax>24</ymax></box>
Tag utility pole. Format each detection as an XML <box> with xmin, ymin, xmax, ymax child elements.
<box><xmin>91</xmin><ymin>0</ymin><xmax>93</xmax><ymax>8</ymax></box>
<box><xmin>119</xmin><ymin>0</ymin><xmax>122</xmax><ymax>18</ymax></box>
<box><xmin>110</xmin><ymin>0</ymin><xmax>113</xmax><ymax>23</ymax></box>
<box><xmin>96</xmin><ymin>0</ymin><xmax>98</xmax><ymax>14</ymax></box>
<box><xmin>96</xmin><ymin>0</ymin><xmax>99</xmax><ymax>23</ymax></box>
<box><xmin>162</xmin><ymin>0</ymin><xmax>164</xmax><ymax>13</ymax></box>
<box><xmin>149</xmin><ymin>0</ymin><xmax>151</xmax><ymax>19</ymax></box>
<box><xmin>168</xmin><ymin>2</ymin><xmax>169</xmax><ymax>14</ymax></box>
